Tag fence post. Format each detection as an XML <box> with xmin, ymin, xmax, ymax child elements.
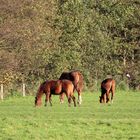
<box><xmin>22</xmin><ymin>83</ymin><xmax>26</xmax><ymax>97</ymax></box>
<box><xmin>0</xmin><ymin>83</ymin><xmax>4</xmax><ymax>100</ymax></box>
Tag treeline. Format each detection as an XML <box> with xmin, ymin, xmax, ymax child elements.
<box><xmin>0</xmin><ymin>0</ymin><xmax>140</xmax><ymax>92</ymax></box>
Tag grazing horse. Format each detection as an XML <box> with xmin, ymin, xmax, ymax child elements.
<box><xmin>59</xmin><ymin>70</ymin><xmax>84</xmax><ymax>105</ymax></box>
<box><xmin>35</xmin><ymin>80</ymin><xmax>76</xmax><ymax>107</ymax></box>
<box><xmin>99</xmin><ymin>78</ymin><xmax>115</xmax><ymax>103</ymax></box>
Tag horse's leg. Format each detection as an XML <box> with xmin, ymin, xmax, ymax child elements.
<box><xmin>68</xmin><ymin>97</ymin><xmax>72</xmax><ymax>107</ymax></box>
<box><xmin>111</xmin><ymin>87</ymin><xmax>115</xmax><ymax>103</ymax></box>
<box><xmin>66</xmin><ymin>94</ymin><xmax>72</xmax><ymax>107</ymax></box>
<box><xmin>111</xmin><ymin>91</ymin><xmax>114</xmax><ymax>103</ymax></box>
<box><xmin>60</xmin><ymin>93</ymin><xmax>65</xmax><ymax>104</ymax></box>
<box><xmin>106</xmin><ymin>90</ymin><xmax>110</xmax><ymax>103</ymax></box>
<box><xmin>77</xmin><ymin>89</ymin><xmax>82</xmax><ymax>105</ymax></box>
<box><xmin>71</xmin><ymin>95</ymin><xmax>76</xmax><ymax>107</ymax></box>
<box><xmin>103</xmin><ymin>93</ymin><xmax>106</xmax><ymax>103</ymax></box>
<box><xmin>49</xmin><ymin>95</ymin><xmax>52</xmax><ymax>106</ymax></box>
<box><xmin>100</xmin><ymin>88</ymin><xmax>105</xmax><ymax>103</ymax></box>
<box><xmin>45</xmin><ymin>93</ymin><xmax>50</xmax><ymax>107</ymax></box>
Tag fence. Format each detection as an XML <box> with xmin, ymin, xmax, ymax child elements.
<box><xmin>0</xmin><ymin>77</ymin><xmax>139</xmax><ymax>100</ymax></box>
<box><xmin>0</xmin><ymin>84</ymin><xmax>3</xmax><ymax>100</ymax></box>
<box><xmin>0</xmin><ymin>81</ymin><xmax>41</xmax><ymax>100</ymax></box>
<box><xmin>0</xmin><ymin>83</ymin><xmax>26</xmax><ymax>100</ymax></box>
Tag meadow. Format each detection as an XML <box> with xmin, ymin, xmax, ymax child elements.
<box><xmin>0</xmin><ymin>90</ymin><xmax>140</xmax><ymax>140</ymax></box>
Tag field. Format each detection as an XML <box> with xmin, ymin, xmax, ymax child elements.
<box><xmin>0</xmin><ymin>90</ymin><xmax>140</xmax><ymax>140</ymax></box>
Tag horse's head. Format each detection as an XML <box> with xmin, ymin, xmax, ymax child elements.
<box><xmin>35</xmin><ymin>96</ymin><xmax>42</xmax><ymax>106</ymax></box>
<box><xmin>35</xmin><ymin>81</ymin><xmax>46</xmax><ymax>106</ymax></box>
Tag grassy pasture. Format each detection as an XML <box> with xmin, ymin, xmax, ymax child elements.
<box><xmin>0</xmin><ymin>90</ymin><xmax>140</xmax><ymax>140</ymax></box>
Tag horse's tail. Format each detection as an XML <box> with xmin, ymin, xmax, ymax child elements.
<box><xmin>111</xmin><ymin>79</ymin><xmax>115</xmax><ymax>102</ymax></box>
<box><xmin>75</xmin><ymin>72</ymin><xmax>83</xmax><ymax>105</ymax></box>
<box><xmin>77</xmin><ymin>72</ymin><xmax>84</xmax><ymax>93</ymax></box>
<box><xmin>73</xmin><ymin>71</ymin><xmax>84</xmax><ymax>94</ymax></box>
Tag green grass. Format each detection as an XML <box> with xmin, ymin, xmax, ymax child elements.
<box><xmin>0</xmin><ymin>90</ymin><xmax>140</xmax><ymax>140</ymax></box>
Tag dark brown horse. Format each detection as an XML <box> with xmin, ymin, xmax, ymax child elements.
<box><xmin>35</xmin><ymin>80</ymin><xmax>76</xmax><ymax>107</ymax></box>
<box><xmin>99</xmin><ymin>78</ymin><xmax>115</xmax><ymax>103</ymax></box>
<box><xmin>59</xmin><ymin>70</ymin><xmax>84</xmax><ymax>104</ymax></box>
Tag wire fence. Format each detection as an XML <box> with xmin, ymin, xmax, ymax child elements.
<box><xmin>0</xmin><ymin>81</ymin><xmax>41</xmax><ymax>100</ymax></box>
<box><xmin>0</xmin><ymin>76</ymin><xmax>139</xmax><ymax>100</ymax></box>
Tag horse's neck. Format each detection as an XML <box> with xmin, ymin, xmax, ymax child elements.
<box><xmin>36</xmin><ymin>88</ymin><xmax>44</xmax><ymax>99</ymax></box>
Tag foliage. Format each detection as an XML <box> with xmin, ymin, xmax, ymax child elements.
<box><xmin>0</xmin><ymin>0</ymin><xmax>140</xmax><ymax>91</ymax></box>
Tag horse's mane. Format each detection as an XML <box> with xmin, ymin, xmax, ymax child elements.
<box><xmin>36</xmin><ymin>81</ymin><xmax>47</xmax><ymax>97</ymax></box>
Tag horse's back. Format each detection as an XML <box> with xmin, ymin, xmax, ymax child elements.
<box><xmin>101</xmin><ymin>78</ymin><xmax>115</xmax><ymax>91</ymax></box>
<box><xmin>44</xmin><ymin>80</ymin><xmax>74</xmax><ymax>94</ymax></box>
<box><xmin>59</xmin><ymin>70</ymin><xmax>83</xmax><ymax>91</ymax></box>
<box><xmin>59</xmin><ymin>72</ymin><xmax>74</xmax><ymax>81</ymax></box>
<box><xmin>61</xmin><ymin>80</ymin><xmax>74</xmax><ymax>92</ymax></box>
<box><xmin>50</xmin><ymin>80</ymin><xmax>63</xmax><ymax>94</ymax></box>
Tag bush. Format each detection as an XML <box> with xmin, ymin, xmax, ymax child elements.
<box><xmin>117</xmin><ymin>81</ymin><xmax>129</xmax><ymax>91</ymax></box>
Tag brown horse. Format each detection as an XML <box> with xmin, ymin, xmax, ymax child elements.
<box><xmin>99</xmin><ymin>78</ymin><xmax>115</xmax><ymax>103</ymax></box>
<box><xmin>59</xmin><ymin>70</ymin><xmax>84</xmax><ymax>105</ymax></box>
<box><xmin>35</xmin><ymin>80</ymin><xmax>76</xmax><ymax>107</ymax></box>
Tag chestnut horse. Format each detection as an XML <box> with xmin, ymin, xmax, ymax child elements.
<box><xmin>99</xmin><ymin>78</ymin><xmax>115</xmax><ymax>103</ymax></box>
<box><xmin>35</xmin><ymin>80</ymin><xmax>76</xmax><ymax>107</ymax></box>
<box><xmin>59</xmin><ymin>70</ymin><xmax>84</xmax><ymax>105</ymax></box>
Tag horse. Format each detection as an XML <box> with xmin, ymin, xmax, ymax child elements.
<box><xmin>35</xmin><ymin>80</ymin><xmax>76</xmax><ymax>107</ymax></box>
<box><xmin>99</xmin><ymin>78</ymin><xmax>115</xmax><ymax>103</ymax></box>
<box><xmin>59</xmin><ymin>70</ymin><xmax>84</xmax><ymax>105</ymax></box>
